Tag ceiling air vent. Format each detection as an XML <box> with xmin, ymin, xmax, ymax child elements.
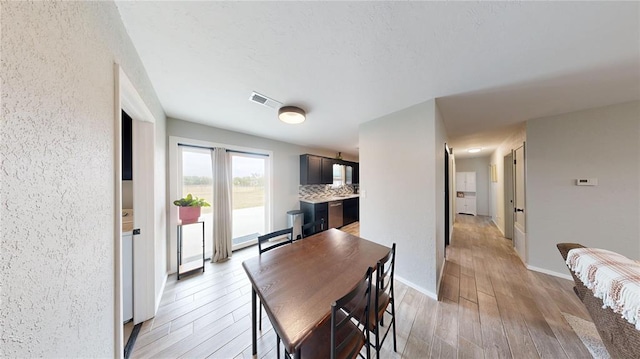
<box><xmin>249</xmin><ymin>91</ymin><xmax>282</xmax><ymax>109</ymax></box>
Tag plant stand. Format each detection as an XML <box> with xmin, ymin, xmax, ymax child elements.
<box><xmin>177</xmin><ymin>221</ymin><xmax>205</xmax><ymax>280</ymax></box>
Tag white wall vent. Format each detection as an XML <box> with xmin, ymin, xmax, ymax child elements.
<box><xmin>249</xmin><ymin>91</ymin><xmax>282</xmax><ymax>109</ymax></box>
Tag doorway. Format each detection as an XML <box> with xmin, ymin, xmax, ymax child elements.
<box><xmin>444</xmin><ymin>144</ymin><xmax>450</xmax><ymax>247</ymax></box>
<box><xmin>513</xmin><ymin>143</ymin><xmax>527</xmax><ymax>262</ymax></box>
<box><xmin>115</xmin><ymin>64</ymin><xmax>157</xmax><ymax>358</ymax></box>
<box><xmin>231</xmin><ymin>152</ymin><xmax>270</xmax><ymax>250</ymax></box>
<box><xmin>503</xmin><ymin>153</ymin><xmax>514</xmax><ymax>240</ymax></box>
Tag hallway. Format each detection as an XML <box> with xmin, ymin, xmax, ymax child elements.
<box><xmin>131</xmin><ymin>215</ymin><xmax>594</xmax><ymax>358</ymax></box>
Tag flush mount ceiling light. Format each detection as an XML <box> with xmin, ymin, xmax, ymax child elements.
<box><xmin>278</xmin><ymin>106</ymin><xmax>306</xmax><ymax>124</ymax></box>
<box><xmin>468</xmin><ymin>148</ymin><xmax>482</xmax><ymax>153</ymax></box>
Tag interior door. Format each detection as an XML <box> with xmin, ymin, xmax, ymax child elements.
<box><xmin>513</xmin><ymin>143</ymin><xmax>526</xmax><ymax>261</ymax></box>
<box><xmin>131</xmin><ymin>119</ymin><xmax>156</xmax><ymax>324</ymax></box>
<box><xmin>503</xmin><ymin>153</ymin><xmax>514</xmax><ymax>240</ymax></box>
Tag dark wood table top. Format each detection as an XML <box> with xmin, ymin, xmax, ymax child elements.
<box><xmin>242</xmin><ymin>228</ymin><xmax>390</xmax><ymax>354</ymax></box>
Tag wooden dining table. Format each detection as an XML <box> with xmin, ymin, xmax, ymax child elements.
<box><xmin>242</xmin><ymin>228</ymin><xmax>391</xmax><ymax>358</ymax></box>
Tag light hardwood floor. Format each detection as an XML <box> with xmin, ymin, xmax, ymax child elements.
<box><xmin>132</xmin><ymin>216</ymin><xmax>593</xmax><ymax>358</ymax></box>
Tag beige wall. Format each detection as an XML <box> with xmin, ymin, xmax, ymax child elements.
<box><xmin>526</xmin><ymin>100</ymin><xmax>640</xmax><ymax>275</ymax></box>
<box><xmin>1</xmin><ymin>2</ymin><xmax>165</xmax><ymax>356</ymax></box>
<box><xmin>359</xmin><ymin>99</ymin><xmax>447</xmax><ymax>297</ymax></box>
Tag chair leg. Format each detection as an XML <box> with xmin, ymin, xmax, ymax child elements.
<box><xmin>391</xmin><ymin>302</ymin><xmax>397</xmax><ymax>352</ymax></box>
<box><xmin>277</xmin><ymin>335</ymin><xmax>280</xmax><ymax>359</ymax></box>
<box><xmin>375</xmin><ymin>326</ymin><xmax>380</xmax><ymax>359</ymax></box>
<box><xmin>365</xmin><ymin>327</ymin><xmax>371</xmax><ymax>359</ymax></box>
<box><xmin>259</xmin><ymin>301</ymin><xmax>262</xmax><ymax>331</ymax></box>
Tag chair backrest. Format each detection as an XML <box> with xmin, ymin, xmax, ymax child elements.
<box><xmin>331</xmin><ymin>267</ymin><xmax>372</xmax><ymax>359</ymax></box>
<box><xmin>258</xmin><ymin>227</ymin><xmax>294</xmax><ymax>254</ymax></box>
<box><xmin>376</xmin><ymin>243</ymin><xmax>396</xmax><ymax>303</ymax></box>
<box><xmin>300</xmin><ymin>218</ymin><xmax>325</xmax><ymax>239</ymax></box>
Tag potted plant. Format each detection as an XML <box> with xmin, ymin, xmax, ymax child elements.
<box><xmin>173</xmin><ymin>193</ymin><xmax>211</xmax><ymax>224</ymax></box>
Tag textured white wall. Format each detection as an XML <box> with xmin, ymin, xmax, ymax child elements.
<box><xmin>456</xmin><ymin>156</ymin><xmax>491</xmax><ymax>216</ymax></box>
<box><xmin>359</xmin><ymin>99</ymin><xmax>440</xmax><ymax>296</ymax></box>
<box><xmin>1</xmin><ymin>2</ymin><xmax>165</xmax><ymax>357</ymax></box>
<box><xmin>526</xmin><ymin>101</ymin><xmax>640</xmax><ymax>275</ymax></box>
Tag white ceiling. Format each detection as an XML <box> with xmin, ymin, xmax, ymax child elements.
<box><xmin>116</xmin><ymin>1</ymin><xmax>640</xmax><ymax>159</ymax></box>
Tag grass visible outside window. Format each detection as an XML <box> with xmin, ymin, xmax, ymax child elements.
<box><xmin>183</xmin><ymin>184</ymin><xmax>264</xmax><ymax>210</ymax></box>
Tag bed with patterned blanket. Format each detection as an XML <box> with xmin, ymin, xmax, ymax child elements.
<box><xmin>557</xmin><ymin>243</ymin><xmax>640</xmax><ymax>359</ymax></box>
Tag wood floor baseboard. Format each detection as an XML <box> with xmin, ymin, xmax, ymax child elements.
<box><xmin>527</xmin><ymin>264</ymin><xmax>573</xmax><ymax>281</ymax></box>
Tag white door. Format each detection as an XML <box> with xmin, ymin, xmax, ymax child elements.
<box><xmin>456</xmin><ymin>172</ymin><xmax>466</xmax><ymax>192</ymax></box>
<box><xmin>131</xmin><ymin>119</ymin><xmax>156</xmax><ymax>324</ymax></box>
<box><xmin>465</xmin><ymin>172</ymin><xmax>476</xmax><ymax>192</ymax></box>
<box><xmin>503</xmin><ymin>153</ymin><xmax>514</xmax><ymax>240</ymax></box>
<box><xmin>116</xmin><ymin>64</ymin><xmax>158</xmax><ymax>356</ymax></box>
<box><xmin>513</xmin><ymin>144</ymin><xmax>526</xmax><ymax>262</ymax></box>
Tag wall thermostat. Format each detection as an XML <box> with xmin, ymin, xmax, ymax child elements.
<box><xmin>576</xmin><ymin>178</ymin><xmax>598</xmax><ymax>186</ymax></box>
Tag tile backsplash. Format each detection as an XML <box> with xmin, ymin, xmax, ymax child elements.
<box><xmin>299</xmin><ymin>184</ymin><xmax>358</xmax><ymax>199</ymax></box>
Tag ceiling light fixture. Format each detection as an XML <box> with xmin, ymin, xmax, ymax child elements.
<box><xmin>468</xmin><ymin>148</ymin><xmax>482</xmax><ymax>153</ymax></box>
<box><xmin>278</xmin><ymin>106</ymin><xmax>306</xmax><ymax>124</ymax></box>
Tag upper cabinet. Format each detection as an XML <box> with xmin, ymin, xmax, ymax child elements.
<box><xmin>300</xmin><ymin>154</ymin><xmax>323</xmax><ymax>185</ymax></box>
<box><xmin>321</xmin><ymin>157</ymin><xmax>335</xmax><ymax>184</ymax></box>
<box><xmin>456</xmin><ymin>171</ymin><xmax>476</xmax><ymax>192</ymax></box>
<box><xmin>300</xmin><ymin>154</ymin><xmax>359</xmax><ymax>185</ymax></box>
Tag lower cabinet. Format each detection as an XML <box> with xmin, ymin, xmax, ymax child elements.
<box><xmin>300</xmin><ymin>201</ymin><xmax>328</xmax><ymax>236</ymax></box>
<box><xmin>343</xmin><ymin>198</ymin><xmax>359</xmax><ymax>226</ymax></box>
<box><xmin>300</xmin><ymin>197</ymin><xmax>359</xmax><ymax>235</ymax></box>
<box><xmin>456</xmin><ymin>196</ymin><xmax>476</xmax><ymax>216</ymax></box>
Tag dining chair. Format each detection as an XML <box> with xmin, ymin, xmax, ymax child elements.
<box><xmin>289</xmin><ymin>266</ymin><xmax>373</xmax><ymax>359</ymax></box>
<box><xmin>258</xmin><ymin>227</ymin><xmax>294</xmax><ymax>254</ymax></box>
<box><xmin>299</xmin><ymin>218</ymin><xmax>325</xmax><ymax>239</ymax></box>
<box><xmin>257</xmin><ymin>227</ymin><xmax>294</xmax><ymax>332</ymax></box>
<box><xmin>344</xmin><ymin>243</ymin><xmax>396</xmax><ymax>358</ymax></box>
<box><xmin>368</xmin><ymin>243</ymin><xmax>397</xmax><ymax>358</ymax></box>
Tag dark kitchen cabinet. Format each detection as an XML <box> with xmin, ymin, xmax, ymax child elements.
<box><xmin>300</xmin><ymin>155</ymin><xmax>323</xmax><ymax>185</ymax></box>
<box><xmin>343</xmin><ymin>197</ymin><xmax>359</xmax><ymax>226</ymax></box>
<box><xmin>300</xmin><ymin>154</ymin><xmax>359</xmax><ymax>185</ymax></box>
<box><xmin>321</xmin><ymin>158</ymin><xmax>335</xmax><ymax>184</ymax></box>
<box><xmin>300</xmin><ymin>201</ymin><xmax>328</xmax><ymax>236</ymax></box>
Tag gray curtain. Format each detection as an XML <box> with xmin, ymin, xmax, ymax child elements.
<box><xmin>212</xmin><ymin>148</ymin><xmax>232</xmax><ymax>262</ymax></box>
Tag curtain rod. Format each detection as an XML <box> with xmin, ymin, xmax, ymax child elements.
<box><xmin>178</xmin><ymin>143</ymin><xmax>269</xmax><ymax>157</ymax></box>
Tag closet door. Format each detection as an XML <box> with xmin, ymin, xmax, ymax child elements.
<box><xmin>456</xmin><ymin>172</ymin><xmax>467</xmax><ymax>192</ymax></box>
<box><xmin>466</xmin><ymin>172</ymin><xmax>476</xmax><ymax>192</ymax></box>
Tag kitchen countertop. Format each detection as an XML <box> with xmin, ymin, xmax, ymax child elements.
<box><xmin>299</xmin><ymin>194</ymin><xmax>360</xmax><ymax>204</ymax></box>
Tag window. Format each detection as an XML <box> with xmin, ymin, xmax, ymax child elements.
<box><xmin>172</xmin><ymin>139</ymin><xmax>272</xmax><ymax>262</ymax></box>
<box><xmin>179</xmin><ymin>146</ymin><xmax>214</xmax><ymax>259</ymax></box>
<box><xmin>231</xmin><ymin>152</ymin><xmax>270</xmax><ymax>250</ymax></box>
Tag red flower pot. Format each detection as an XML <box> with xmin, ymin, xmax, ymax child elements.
<box><xmin>179</xmin><ymin>206</ymin><xmax>201</xmax><ymax>224</ymax></box>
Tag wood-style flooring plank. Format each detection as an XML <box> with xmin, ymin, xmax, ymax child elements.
<box><xmin>457</xmin><ymin>337</ymin><xmax>483</xmax><ymax>359</ymax></box>
<box><xmin>458</xmin><ymin>297</ymin><xmax>482</xmax><ymax>348</ymax></box>
<box><xmin>477</xmin><ymin>291</ymin><xmax>512</xmax><ymax>359</ymax></box>
<box><xmin>429</xmin><ymin>336</ymin><xmax>456</xmax><ymax>359</ymax></box>
<box><xmin>459</xmin><ymin>274</ymin><xmax>478</xmax><ymax>303</ymax></box>
<box><xmin>433</xmin><ymin>298</ymin><xmax>458</xmax><ymax>348</ymax></box>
